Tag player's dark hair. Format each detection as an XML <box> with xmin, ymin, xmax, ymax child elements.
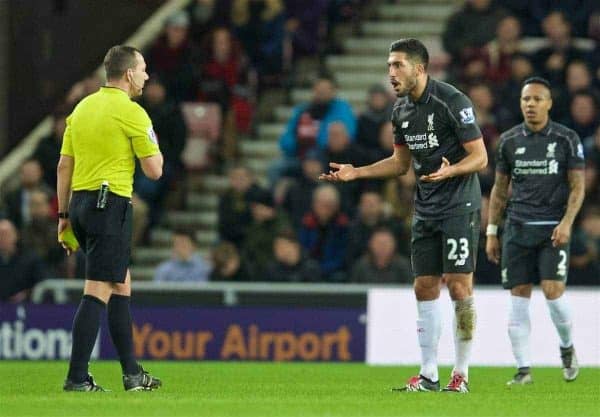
<box><xmin>389</xmin><ymin>38</ymin><xmax>429</xmax><ymax>70</ymax></box>
<box><xmin>103</xmin><ymin>45</ymin><xmax>141</xmax><ymax>80</ymax></box>
<box><xmin>522</xmin><ymin>76</ymin><xmax>551</xmax><ymax>91</ymax></box>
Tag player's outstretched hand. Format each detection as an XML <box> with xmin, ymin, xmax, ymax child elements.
<box><xmin>420</xmin><ymin>157</ymin><xmax>455</xmax><ymax>182</ymax></box>
<box><xmin>485</xmin><ymin>235</ymin><xmax>501</xmax><ymax>264</ymax></box>
<box><xmin>551</xmin><ymin>221</ymin><xmax>571</xmax><ymax>247</ymax></box>
<box><xmin>319</xmin><ymin>162</ymin><xmax>358</xmax><ymax>182</ymax></box>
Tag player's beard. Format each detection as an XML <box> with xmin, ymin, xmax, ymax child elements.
<box><xmin>395</xmin><ymin>73</ymin><xmax>418</xmax><ymax>98</ymax></box>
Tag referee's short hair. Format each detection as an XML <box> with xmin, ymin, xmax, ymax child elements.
<box><xmin>103</xmin><ymin>45</ymin><xmax>141</xmax><ymax>81</ymax></box>
<box><xmin>389</xmin><ymin>38</ymin><xmax>429</xmax><ymax>71</ymax></box>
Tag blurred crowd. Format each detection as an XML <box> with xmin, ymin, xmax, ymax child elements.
<box><xmin>1</xmin><ymin>0</ymin><xmax>599</xmax><ymax>301</ymax></box>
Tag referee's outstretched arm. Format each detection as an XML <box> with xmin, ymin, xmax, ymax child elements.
<box><xmin>139</xmin><ymin>153</ymin><xmax>163</xmax><ymax>180</ymax></box>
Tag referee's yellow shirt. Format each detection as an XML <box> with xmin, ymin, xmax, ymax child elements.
<box><xmin>60</xmin><ymin>86</ymin><xmax>161</xmax><ymax>198</ymax></box>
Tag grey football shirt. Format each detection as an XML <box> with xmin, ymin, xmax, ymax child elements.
<box><xmin>392</xmin><ymin>77</ymin><xmax>483</xmax><ymax>220</ymax></box>
<box><xmin>496</xmin><ymin>121</ymin><xmax>585</xmax><ymax>223</ymax></box>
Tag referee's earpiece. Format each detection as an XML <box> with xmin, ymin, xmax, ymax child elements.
<box><xmin>128</xmin><ymin>69</ymin><xmax>140</xmax><ymax>90</ymax></box>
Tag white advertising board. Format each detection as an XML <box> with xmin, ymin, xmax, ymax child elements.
<box><xmin>367</xmin><ymin>287</ymin><xmax>600</xmax><ymax>366</ymax></box>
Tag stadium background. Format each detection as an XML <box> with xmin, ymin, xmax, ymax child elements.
<box><xmin>0</xmin><ymin>0</ymin><xmax>599</xmax><ymax>373</ymax></box>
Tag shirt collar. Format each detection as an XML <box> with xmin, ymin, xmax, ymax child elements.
<box><xmin>101</xmin><ymin>86</ymin><xmax>128</xmax><ymax>97</ymax></box>
<box><xmin>522</xmin><ymin>120</ymin><xmax>552</xmax><ymax>136</ymax></box>
<box><xmin>414</xmin><ymin>76</ymin><xmax>432</xmax><ymax>105</ymax></box>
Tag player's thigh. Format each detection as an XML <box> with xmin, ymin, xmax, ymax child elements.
<box><xmin>112</xmin><ymin>270</ymin><xmax>132</xmax><ymax>297</ymax></box>
<box><xmin>411</xmin><ymin>218</ymin><xmax>443</xmax><ymax>277</ymax></box>
<box><xmin>83</xmin><ymin>279</ymin><xmax>113</xmax><ymax>303</ymax></box>
<box><xmin>441</xmin><ymin>211</ymin><xmax>479</xmax><ymax>274</ymax></box>
<box><xmin>85</xmin><ymin>196</ymin><xmax>133</xmax><ymax>284</ymax></box>
<box><xmin>501</xmin><ymin>222</ymin><xmax>538</xmax><ymax>289</ymax></box>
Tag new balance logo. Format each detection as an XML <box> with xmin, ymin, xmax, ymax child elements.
<box><xmin>515</xmin><ymin>147</ymin><xmax>526</xmax><ymax>155</ymax></box>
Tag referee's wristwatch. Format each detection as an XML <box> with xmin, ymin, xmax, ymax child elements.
<box><xmin>58</xmin><ymin>212</ymin><xmax>69</xmax><ymax>219</ymax></box>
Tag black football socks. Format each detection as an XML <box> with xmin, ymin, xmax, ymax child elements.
<box><xmin>67</xmin><ymin>295</ymin><xmax>106</xmax><ymax>383</ymax></box>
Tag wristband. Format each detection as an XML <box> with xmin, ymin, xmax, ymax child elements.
<box><xmin>58</xmin><ymin>212</ymin><xmax>69</xmax><ymax>219</ymax></box>
<box><xmin>486</xmin><ymin>224</ymin><xmax>498</xmax><ymax>236</ymax></box>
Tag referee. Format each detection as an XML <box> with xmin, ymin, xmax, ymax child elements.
<box><xmin>58</xmin><ymin>45</ymin><xmax>163</xmax><ymax>392</ymax></box>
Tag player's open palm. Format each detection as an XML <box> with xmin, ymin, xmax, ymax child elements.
<box><xmin>319</xmin><ymin>162</ymin><xmax>358</xmax><ymax>182</ymax></box>
<box><xmin>486</xmin><ymin>235</ymin><xmax>501</xmax><ymax>264</ymax></box>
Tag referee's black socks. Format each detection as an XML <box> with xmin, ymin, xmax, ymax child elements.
<box><xmin>108</xmin><ymin>294</ymin><xmax>140</xmax><ymax>375</ymax></box>
<box><xmin>67</xmin><ymin>294</ymin><xmax>105</xmax><ymax>383</ymax></box>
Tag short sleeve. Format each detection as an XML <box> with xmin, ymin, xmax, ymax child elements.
<box><xmin>60</xmin><ymin>114</ymin><xmax>74</xmax><ymax>156</ymax></box>
<box><xmin>120</xmin><ymin>104</ymin><xmax>161</xmax><ymax>159</ymax></box>
<box><xmin>391</xmin><ymin>108</ymin><xmax>406</xmax><ymax>146</ymax></box>
<box><xmin>495</xmin><ymin>137</ymin><xmax>510</xmax><ymax>174</ymax></box>
<box><xmin>565</xmin><ymin>131</ymin><xmax>585</xmax><ymax>169</ymax></box>
<box><xmin>447</xmin><ymin>93</ymin><xmax>482</xmax><ymax>143</ymax></box>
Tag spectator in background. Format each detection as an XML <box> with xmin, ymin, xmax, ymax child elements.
<box><xmin>482</xmin><ymin>15</ymin><xmax>523</xmax><ymax>85</ymax></box>
<box><xmin>64</xmin><ymin>74</ymin><xmax>103</xmax><ymax>108</ymax></box>
<box><xmin>0</xmin><ymin>219</ymin><xmax>46</xmax><ymax>302</ymax></box>
<box><xmin>271</xmin><ymin>76</ymin><xmax>356</xmax><ymax>185</ymax></box>
<box><xmin>532</xmin><ymin>11</ymin><xmax>586</xmax><ymax>85</ymax></box>
<box><xmin>382</xmin><ymin>168</ymin><xmax>416</xmax><ymax>226</ymax></box>
<box><xmin>3</xmin><ymin>159</ymin><xmax>54</xmax><ymax>230</ymax></box>
<box><xmin>136</xmin><ymin>77</ymin><xmax>188</xmax><ymax>234</ymax></box>
<box><xmin>33</xmin><ymin>110</ymin><xmax>67</xmax><ymax>188</ymax></box>
<box><xmin>153</xmin><ymin>229</ymin><xmax>211</xmax><ymax>282</ymax></box>
<box><xmin>210</xmin><ymin>241</ymin><xmax>248</xmax><ymax>281</ymax></box>
<box><xmin>284</xmin><ymin>0</ymin><xmax>328</xmax><ymax>61</ymax></box>
<box><xmin>199</xmin><ymin>26</ymin><xmax>254</xmax><ymax>145</ymax></box>
<box><xmin>232</xmin><ymin>0</ymin><xmax>285</xmax><ymax>87</ymax></box>
<box><xmin>299</xmin><ymin>184</ymin><xmax>349</xmax><ymax>281</ymax></box>
<box><xmin>20</xmin><ymin>189</ymin><xmax>66</xmax><ymax>278</ymax></box>
<box><xmin>583</xmin><ymin>125</ymin><xmax>600</xmax><ymax>168</ymax></box>
<box><xmin>350</xmin><ymin>227</ymin><xmax>412</xmax><ymax>284</ymax></box>
<box><xmin>323</xmin><ymin>122</ymin><xmax>366</xmax><ymax>214</ymax></box>
<box><xmin>241</xmin><ymin>187</ymin><xmax>291</xmax><ymax>280</ymax></box>
<box><xmin>148</xmin><ymin>11</ymin><xmax>199</xmax><ymax>102</ymax></box>
<box><xmin>356</xmin><ymin>84</ymin><xmax>393</xmax><ymax>154</ymax></box>
<box><xmin>186</xmin><ymin>0</ymin><xmax>232</xmax><ymax>44</ymax></box>
<box><xmin>563</xmin><ymin>91</ymin><xmax>599</xmax><ymax>139</ymax></box>
<box><xmin>569</xmin><ymin>213</ymin><xmax>599</xmax><ymax>285</ymax></box>
<box><xmin>475</xmin><ymin>195</ymin><xmax>500</xmax><ymax>285</ymax></box>
<box><xmin>442</xmin><ymin>0</ymin><xmax>507</xmax><ymax>66</ymax></box>
<box><xmin>218</xmin><ymin>165</ymin><xmax>259</xmax><ymax>245</ymax></box>
<box><xmin>346</xmin><ymin>191</ymin><xmax>409</xmax><ymax>267</ymax></box>
<box><xmin>553</xmin><ymin>60</ymin><xmax>597</xmax><ymax>121</ymax></box>
<box><xmin>281</xmin><ymin>148</ymin><xmax>324</xmax><ymax>228</ymax></box>
<box><xmin>264</xmin><ymin>230</ymin><xmax>321</xmax><ymax>282</ymax></box>
<box><xmin>467</xmin><ymin>83</ymin><xmax>501</xmax><ymax>150</ymax></box>
<box><xmin>497</xmin><ymin>53</ymin><xmax>535</xmax><ymax>127</ymax></box>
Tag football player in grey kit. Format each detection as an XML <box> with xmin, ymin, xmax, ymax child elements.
<box><xmin>486</xmin><ymin>77</ymin><xmax>585</xmax><ymax>385</ymax></box>
<box><xmin>320</xmin><ymin>38</ymin><xmax>487</xmax><ymax>393</ymax></box>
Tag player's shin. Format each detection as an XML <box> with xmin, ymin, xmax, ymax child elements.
<box><xmin>416</xmin><ymin>299</ymin><xmax>442</xmax><ymax>382</ymax></box>
<box><xmin>452</xmin><ymin>297</ymin><xmax>476</xmax><ymax>380</ymax></box>
<box><xmin>546</xmin><ymin>295</ymin><xmax>573</xmax><ymax>348</ymax></box>
<box><xmin>508</xmin><ymin>296</ymin><xmax>532</xmax><ymax>369</ymax></box>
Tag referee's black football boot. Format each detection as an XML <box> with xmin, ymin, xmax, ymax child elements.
<box><xmin>63</xmin><ymin>374</ymin><xmax>108</xmax><ymax>392</ymax></box>
<box><xmin>123</xmin><ymin>366</ymin><xmax>162</xmax><ymax>391</ymax></box>
<box><xmin>560</xmin><ymin>345</ymin><xmax>579</xmax><ymax>382</ymax></box>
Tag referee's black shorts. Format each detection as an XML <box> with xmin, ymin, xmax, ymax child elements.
<box><xmin>70</xmin><ymin>190</ymin><xmax>133</xmax><ymax>283</ymax></box>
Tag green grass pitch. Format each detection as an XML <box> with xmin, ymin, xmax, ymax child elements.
<box><xmin>1</xmin><ymin>362</ymin><xmax>598</xmax><ymax>417</ymax></box>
